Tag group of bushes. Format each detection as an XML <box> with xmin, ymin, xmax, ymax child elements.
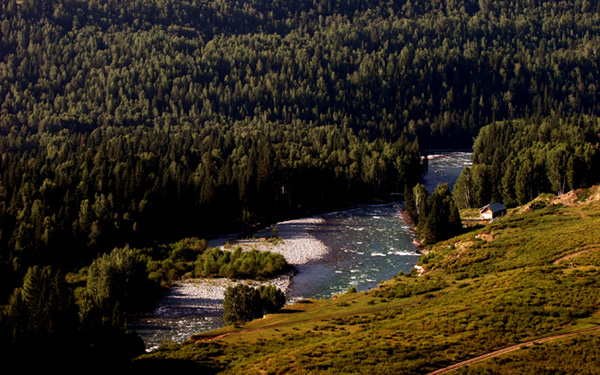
<box><xmin>374</xmin><ymin>276</ymin><xmax>449</xmax><ymax>300</ymax></box>
<box><xmin>145</xmin><ymin>238</ymin><xmax>289</xmax><ymax>285</ymax></box>
<box><xmin>196</xmin><ymin>247</ymin><xmax>289</xmax><ymax>280</ymax></box>
<box><xmin>222</xmin><ymin>284</ymin><xmax>286</xmax><ymax>325</ymax></box>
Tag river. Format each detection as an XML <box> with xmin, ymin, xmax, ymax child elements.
<box><xmin>130</xmin><ymin>150</ymin><xmax>472</xmax><ymax>350</ymax></box>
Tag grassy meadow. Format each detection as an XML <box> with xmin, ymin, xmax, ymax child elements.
<box><xmin>133</xmin><ymin>186</ymin><xmax>600</xmax><ymax>374</ymax></box>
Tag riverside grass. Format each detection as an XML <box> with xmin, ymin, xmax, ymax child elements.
<box><xmin>134</xmin><ymin>186</ymin><xmax>600</xmax><ymax>374</ymax></box>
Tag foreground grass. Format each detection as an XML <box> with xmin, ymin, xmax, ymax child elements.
<box><xmin>134</xmin><ymin>186</ymin><xmax>600</xmax><ymax>374</ymax></box>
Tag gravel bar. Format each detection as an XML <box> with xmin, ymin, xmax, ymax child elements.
<box><xmin>155</xmin><ymin>216</ymin><xmax>329</xmax><ymax>321</ymax></box>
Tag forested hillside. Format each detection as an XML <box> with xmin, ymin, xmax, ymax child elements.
<box><xmin>2</xmin><ymin>0</ymin><xmax>600</xmax><ymax>283</ymax></box>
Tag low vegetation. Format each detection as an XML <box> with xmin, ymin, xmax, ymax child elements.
<box><xmin>453</xmin><ymin>332</ymin><xmax>600</xmax><ymax>375</ymax></box>
<box><xmin>134</xmin><ymin>186</ymin><xmax>600</xmax><ymax>374</ymax></box>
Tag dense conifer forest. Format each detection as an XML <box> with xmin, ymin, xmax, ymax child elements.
<box><xmin>2</xmin><ymin>0</ymin><xmax>600</xmax><ymax>272</ymax></box>
<box><xmin>2</xmin><ymin>0</ymin><xmax>600</xmax><ymax>369</ymax></box>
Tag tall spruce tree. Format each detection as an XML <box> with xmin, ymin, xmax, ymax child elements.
<box><xmin>415</xmin><ymin>183</ymin><xmax>462</xmax><ymax>245</ymax></box>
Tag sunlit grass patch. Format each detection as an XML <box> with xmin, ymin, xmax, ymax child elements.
<box><xmin>136</xmin><ymin>191</ymin><xmax>600</xmax><ymax>374</ymax></box>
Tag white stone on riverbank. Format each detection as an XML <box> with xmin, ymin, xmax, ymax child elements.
<box><xmin>166</xmin><ymin>271</ymin><xmax>293</xmax><ymax>315</ymax></box>
<box><xmin>165</xmin><ymin>216</ymin><xmax>328</xmax><ymax>319</ymax></box>
<box><xmin>208</xmin><ymin>217</ymin><xmax>329</xmax><ymax>266</ymax></box>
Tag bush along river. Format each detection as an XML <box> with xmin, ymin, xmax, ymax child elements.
<box><xmin>130</xmin><ymin>150</ymin><xmax>473</xmax><ymax>350</ymax></box>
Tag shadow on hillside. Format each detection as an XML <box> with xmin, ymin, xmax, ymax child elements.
<box><xmin>277</xmin><ymin>308</ymin><xmax>303</xmax><ymax>314</ymax></box>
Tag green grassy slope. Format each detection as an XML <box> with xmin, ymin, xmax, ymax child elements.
<box><xmin>133</xmin><ymin>186</ymin><xmax>600</xmax><ymax>374</ymax></box>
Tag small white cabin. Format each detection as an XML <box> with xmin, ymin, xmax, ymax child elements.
<box><xmin>480</xmin><ymin>203</ymin><xmax>507</xmax><ymax>220</ymax></box>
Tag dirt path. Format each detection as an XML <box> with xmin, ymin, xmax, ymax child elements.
<box><xmin>427</xmin><ymin>326</ymin><xmax>600</xmax><ymax>375</ymax></box>
<box><xmin>553</xmin><ymin>246</ymin><xmax>600</xmax><ymax>264</ymax></box>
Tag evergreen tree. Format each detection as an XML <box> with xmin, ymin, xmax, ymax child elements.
<box><xmin>453</xmin><ymin>167</ymin><xmax>474</xmax><ymax>210</ymax></box>
<box><xmin>222</xmin><ymin>284</ymin><xmax>263</xmax><ymax>324</ymax></box>
<box><xmin>7</xmin><ymin>265</ymin><xmax>78</xmax><ymax>348</ymax></box>
<box><xmin>404</xmin><ymin>184</ymin><xmax>418</xmax><ymax>226</ymax></box>
<box><xmin>411</xmin><ymin>183</ymin><xmax>463</xmax><ymax>245</ymax></box>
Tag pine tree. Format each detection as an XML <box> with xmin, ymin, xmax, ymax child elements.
<box><xmin>7</xmin><ymin>266</ymin><xmax>78</xmax><ymax>353</ymax></box>
<box><xmin>404</xmin><ymin>184</ymin><xmax>418</xmax><ymax>225</ymax></box>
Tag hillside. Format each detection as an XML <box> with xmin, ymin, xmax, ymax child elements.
<box><xmin>134</xmin><ymin>185</ymin><xmax>600</xmax><ymax>374</ymax></box>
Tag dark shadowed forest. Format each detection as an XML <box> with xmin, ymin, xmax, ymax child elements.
<box><xmin>2</xmin><ymin>0</ymin><xmax>599</xmax><ymax>273</ymax></box>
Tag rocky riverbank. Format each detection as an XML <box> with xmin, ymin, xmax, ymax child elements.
<box><xmin>137</xmin><ymin>216</ymin><xmax>330</xmax><ymax>347</ymax></box>
<box><xmin>210</xmin><ymin>217</ymin><xmax>330</xmax><ymax>266</ymax></box>
<box><xmin>154</xmin><ymin>271</ymin><xmax>295</xmax><ymax>320</ymax></box>
<box><xmin>181</xmin><ymin>216</ymin><xmax>330</xmax><ymax>299</ymax></box>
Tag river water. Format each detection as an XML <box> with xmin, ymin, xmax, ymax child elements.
<box><xmin>423</xmin><ymin>150</ymin><xmax>473</xmax><ymax>193</ymax></box>
<box><xmin>286</xmin><ymin>150</ymin><xmax>473</xmax><ymax>299</ymax></box>
<box><xmin>131</xmin><ymin>150</ymin><xmax>472</xmax><ymax>349</ymax></box>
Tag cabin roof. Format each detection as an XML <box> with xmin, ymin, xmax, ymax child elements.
<box><xmin>480</xmin><ymin>202</ymin><xmax>507</xmax><ymax>213</ymax></box>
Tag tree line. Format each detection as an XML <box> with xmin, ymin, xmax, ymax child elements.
<box><xmin>0</xmin><ymin>122</ymin><xmax>422</xmax><ymax>285</ymax></box>
<box><xmin>453</xmin><ymin>115</ymin><xmax>600</xmax><ymax>210</ymax></box>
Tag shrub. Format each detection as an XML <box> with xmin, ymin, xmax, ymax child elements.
<box><xmin>223</xmin><ymin>284</ymin><xmax>286</xmax><ymax>324</ymax></box>
<box><xmin>223</xmin><ymin>284</ymin><xmax>262</xmax><ymax>324</ymax></box>
<box><xmin>196</xmin><ymin>248</ymin><xmax>288</xmax><ymax>280</ymax></box>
